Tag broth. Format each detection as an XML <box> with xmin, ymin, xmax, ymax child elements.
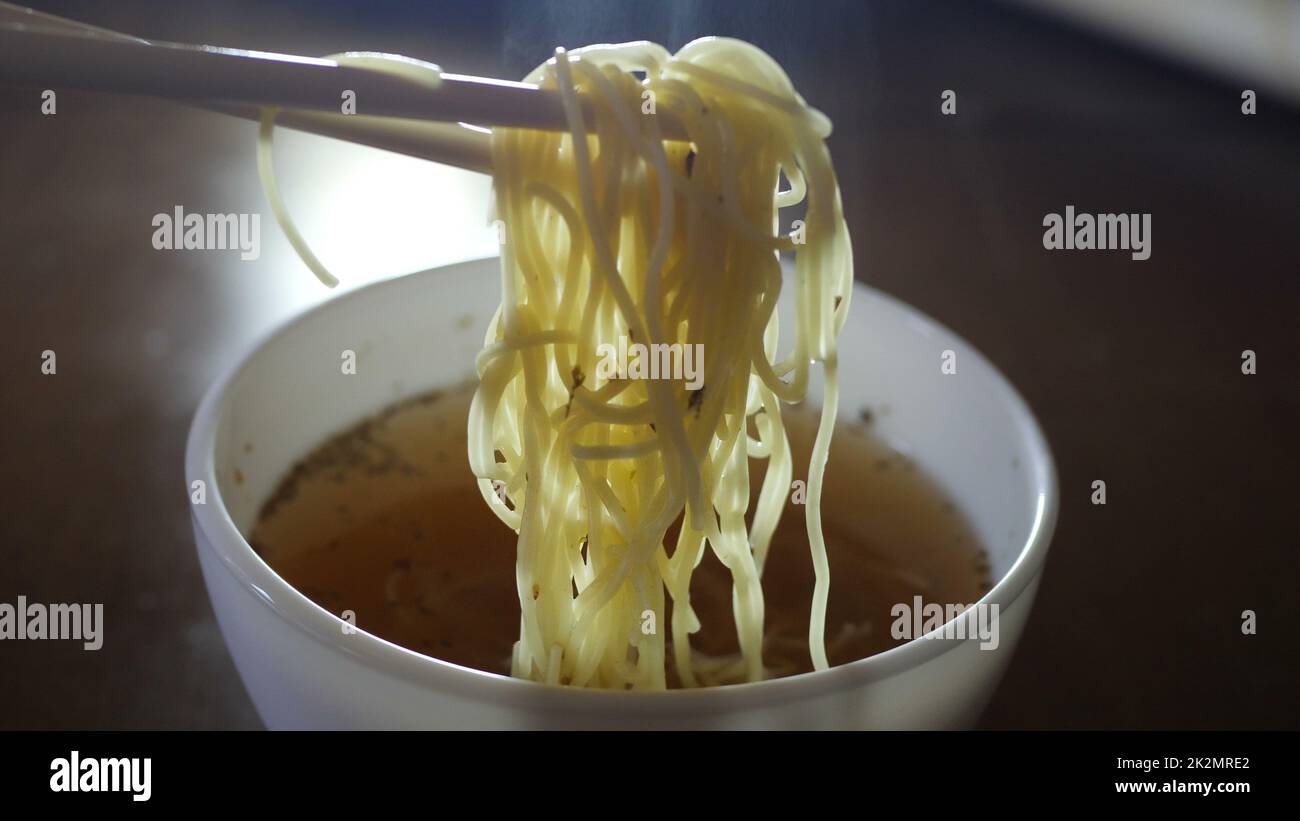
<box><xmin>249</xmin><ymin>386</ymin><xmax>992</xmax><ymax>684</ymax></box>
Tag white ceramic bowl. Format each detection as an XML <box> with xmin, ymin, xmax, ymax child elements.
<box><xmin>186</xmin><ymin>257</ymin><xmax>1057</xmax><ymax>729</ymax></box>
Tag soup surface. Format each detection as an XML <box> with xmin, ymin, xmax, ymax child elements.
<box><xmin>250</xmin><ymin>386</ymin><xmax>992</xmax><ymax>684</ymax></box>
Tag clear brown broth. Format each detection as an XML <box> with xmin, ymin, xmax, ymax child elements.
<box><xmin>250</xmin><ymin>386</ymin><xmax>992</xmax><ymax>684</ymax></box>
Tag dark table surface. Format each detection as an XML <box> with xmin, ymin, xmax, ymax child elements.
<box><xmin>1</xmin><ymin>0</ymin><xmax>1296</xmax><ymax>730</ymax></box>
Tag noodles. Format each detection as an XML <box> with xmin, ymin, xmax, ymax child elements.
<box><xmin>257</xmin><ymin>37</ymin><xmax>853</xmax><ymax>690</ymax></box>
<box><xmin>476</xmin><ymin>38</ymin><xmax>852</xmax><ymax>689</ymax></box>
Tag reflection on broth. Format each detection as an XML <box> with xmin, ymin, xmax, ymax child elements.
<box><xmin>250</xmin><ymin>386</ymin><xmax>992</xmax><ymax>685</ymax></box>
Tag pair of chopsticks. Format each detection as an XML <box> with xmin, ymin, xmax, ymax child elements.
<box><xmin>0</xmin><ymin>2</ymin><xmax>683</xmax><ymax>174</ymax></box>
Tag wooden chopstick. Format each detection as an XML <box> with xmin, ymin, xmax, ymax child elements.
<box><xmin>0</xmin><ymin>25</ymin><xmax>578</xmax><ymax>130</ymax></box>
<box><xmin>209</xmin><ymin>104</ymin><xmax>495</xmax><ymax>174</ymax></box>
<box><xmin>0</xmin><ymin>2</ymin><xmax>689</xmax><ymax>168</ymax></box>
<box><xmin>0</xmin><ymin>3</ymin><xmax>493</xmax><ymax>171</ymax></box>
<box><xmin>0</xmin><ymin>3</ymin><xmax>693</xmax><ymax>175</ymax></box>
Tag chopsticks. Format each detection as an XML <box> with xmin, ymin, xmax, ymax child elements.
<box><xmin>210</xmin><ymin>104</ymin><xmax>496</xmax><ymax>174</ymax></box>
<box><xmin>0</xmin><ymin>3</ymin><xmax>686</xmax><ymax>174</ymax></box>
<box><xmin>0</xmin><ymin>25</ymin><xmax>580</xmax><ymax>131</ymax></box>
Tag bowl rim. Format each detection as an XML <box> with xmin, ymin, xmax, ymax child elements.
<box><xmin>186</xmin><ymin>256</ymin><xmax>1059</xmax><ymax>711</ymax></box>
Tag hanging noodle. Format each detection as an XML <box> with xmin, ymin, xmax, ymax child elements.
<box><xmin>257</xmin><ymin>37</ymin><xmax>853</xmax><ymax>690</ymax></box>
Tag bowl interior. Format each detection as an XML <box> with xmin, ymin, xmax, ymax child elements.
<box><xmin>208</xmin><ymin>257</ymin><xmax>1052</xmax><ymax>651</ymax></box>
